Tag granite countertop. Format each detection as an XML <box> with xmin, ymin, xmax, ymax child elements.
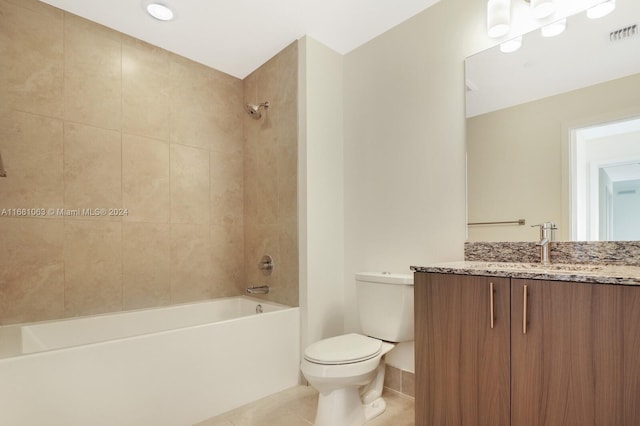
<box><xmin>410</xmin><ymin>261</ymin><xmax>640</xmax><ymax>285</ymax></box>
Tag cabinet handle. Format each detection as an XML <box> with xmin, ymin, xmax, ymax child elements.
<box><xmin>523</xmin><ymin>284</ymin><xmax>528</xmax><ymax>334</ymax></box>
<box><xmin>490</xmin><ymin>282</ymin><xmax>495</xmax><ymax>329</ymax></box>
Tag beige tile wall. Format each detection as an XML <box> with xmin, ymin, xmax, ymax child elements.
<box><xmin>243</xmin><ymin>42</ymin><xmax>299</xmax><ymax>307</ymax></box>
<box><xmin>0</xmin><ymin>0</ymin><xmax>267</xmax><ymax>324</ymax></box>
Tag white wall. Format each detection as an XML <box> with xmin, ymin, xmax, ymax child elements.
<box><xmin>342</xmin><ymin>0</ymin><xmax>490</xmax><ymax>371</ymax></box>
<box><xmin>298</xmin><ymin>37</ymin><xmax>345</xmax><ymax>352</ymax></box>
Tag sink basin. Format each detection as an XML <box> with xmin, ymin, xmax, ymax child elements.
<box><xmin>469</xmin><ymin>262</ymin><xmax>605</xmax><ymax>274</ymax></box>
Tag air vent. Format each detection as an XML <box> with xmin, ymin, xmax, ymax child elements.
<box><xmin>609</xmin><ymin>24</ymin><xmax>638</xmax><ymax>42</ymax></box>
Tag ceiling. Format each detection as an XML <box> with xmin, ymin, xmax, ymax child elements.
<box><xmin>40</xmin><ymin>0</ymin><xmax>440</xmax><ymax>79</ymax></box>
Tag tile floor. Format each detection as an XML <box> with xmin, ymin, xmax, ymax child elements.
<box><xmin>195</xmin><ymin>385</ymin><xmax>415</xmax><ymax>426</ymax></box>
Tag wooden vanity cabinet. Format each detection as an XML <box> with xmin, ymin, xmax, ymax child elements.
<box><xmin>415</xmin><ymin>273</ymin><xmax>511</xmax><ymax>425</ymax></box>
<box><xmin>415</xmin><ymin>272</ymin><xmax>640</xmax><ymax>426</ymax></box>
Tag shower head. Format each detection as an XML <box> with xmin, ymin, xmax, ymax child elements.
<box><xmin>245</xmin><ymin>101</ymin><xmax>270</xmax><ymax>120</ymax></box>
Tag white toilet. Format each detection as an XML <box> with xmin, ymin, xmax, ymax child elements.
<box><xmin>301</xmin><ymin>272</ymin><xmax>414</xmax><ymax>426</ymax></box>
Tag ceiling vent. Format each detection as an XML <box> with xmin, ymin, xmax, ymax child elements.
<box><xmin>609</xmin><ymin>24</ymin><xmax>638</xmax><ymax>42</ymax></box>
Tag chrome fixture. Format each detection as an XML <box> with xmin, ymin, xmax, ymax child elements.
<box><xmin>468</xmin><ymin>218</ymin><xmax>525</xmax><ymax>226</ymax></box>
<box><xmin>0</xmin><ymin>151</ymin><xmax>6</xmax><ymax>177</ymax></box>
<box><xmin>259</xmin><ymin>255</ymin><xmax>274</xmax><ymax>275</ymax></box>
<box><xmin>532</xmin><ymin>222</ymin><xmax>557</xmax><ymax>265</ymax></box>
<box><xmin>487</xmin><ymin>0</ymin><xmax>616</xmax><ymax>53</ymax></box>
<box><xmin>245</xmin><ymin>101</ymin><xmax>270</xmax><ymax>120</ymax></box>
<box><xmin>256</xmin><ymin>304</ymin><xmax>263</xmax><ymax>314</ymax></box>
<box><xmin>246</xmin><ymin>285</ymin><xmax>270</xmax><ymax>295</ymax></box>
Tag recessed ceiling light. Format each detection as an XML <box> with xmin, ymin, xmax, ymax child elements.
<box><xmin>147</xmin><ymin>3</ymin><xmax>174</xmax><ymax>21</ymax></box>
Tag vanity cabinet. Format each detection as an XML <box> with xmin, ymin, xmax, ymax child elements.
<box><xmin>415</xmin><ymin>273</ymin><xmax>511</xmax><ymax>425</ymax></box>
<box><xmin>415</xmin><ymin>272</ymin><xmax>640</xmax><ymax>426</ymax></box>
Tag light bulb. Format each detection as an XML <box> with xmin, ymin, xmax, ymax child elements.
<box><xmin>487</xmin><ymin>0</ymin><xmax>511</xmax><ymax>38</ymax></box>
<box><xmin>500</xmin><ymin>36</ymin><xmax>522</xmax><ymax>53</ymax></box>
<box><xmin>541</xmin><ymin>18</ymin><xmax>567</xmax><ymax>37</ymax></box>
<box><xmin>587</xmin><ymin>0</ymin><xmax>615</xmax><ymax>19</ymax></box>
<box><xmin>531</xmin><ymin>0</ymin><xmax>556</xmax><ymax>19</ymax></box>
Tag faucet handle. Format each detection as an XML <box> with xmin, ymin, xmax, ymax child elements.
<box><xmin>531</xmin><ymin>222</ymin><xmax>557</xmax><ymax>240</ymax></box>
<box><xmin>531</xmin><ymin>222</ymin><xmax>556</xmax><ymax>229</ymax></box>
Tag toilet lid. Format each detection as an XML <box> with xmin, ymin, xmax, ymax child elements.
<box><xmin>304</xmin><ymin>333</ymin><xmax>382</xmax><ymax>365</ymax></box>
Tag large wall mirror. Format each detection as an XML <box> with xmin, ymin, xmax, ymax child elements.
<box><xmin>466</xmin><ymin>0</ymin><xmax>640</xmax><ymax>242</ymax></box>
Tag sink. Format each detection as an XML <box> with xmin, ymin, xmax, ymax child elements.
<box><xmin>469</xmin><ymin>262</ymin><xmax>605</xmax><ymax>274</ymax></box>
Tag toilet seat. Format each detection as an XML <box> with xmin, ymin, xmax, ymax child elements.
<box><xmin>304</xmin><ymin>333</ymin><xmax>382</xmax><ymax>365</ymax></box>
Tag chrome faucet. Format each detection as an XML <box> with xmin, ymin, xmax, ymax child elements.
<box><xmin>246</xmin><ymin>285</ymin><xmax>269</xmax><ymax>295</ymax></box>
<box><xmin>531</xmin><ymin>222</ymin><xmax>557</xmax><ymax>265</ymax></box>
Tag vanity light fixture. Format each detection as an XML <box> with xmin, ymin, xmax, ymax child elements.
<box><xmin>587</xmin><ymin>0</ymin><xmax>615</xmax><ymax>19</ymax></box>
<box><xmin>541</xmin><ymin>17</ymin><xmax>567</xmax><ymax>37</ymax></box>
<box><xmin>500</xmin><ymin>36</ymin><xmax>523</xmax><ymax>53</ymax></box>
<box><xmin>488</xmin><ymin>0</ymin><xmax>617</xmax><ymax>52</ymax></box>
<box><xmin>487</xmin><ymin>0</ymin><xmax>511</xmax><ymax>38</ymax></box>
<box><xmin>529</xmin><ymin>0</ymin><xmax>556</xmax><ymax>19</ymax></box>
<box><xmin>146</xmin><ymin>2</ymin><xmax>174</xmax><ymax>21</ymax></box>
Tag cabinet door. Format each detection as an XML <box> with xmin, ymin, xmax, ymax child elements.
<box><xmin>511</xmin><ymin>279</ymin><xmax>626</xmax><ymax>426</ymax></box>
<box><xmin>622</xmin><ymin>285</ymin><xmax>640</xmax><ymax>425</ymax></box>
<box><xmin>415</xmin><ymin>273</ymin><xmax>510</xmax><ymax>426</ymax></box>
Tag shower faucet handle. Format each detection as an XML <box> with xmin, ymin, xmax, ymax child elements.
<box><xmin>258</xmin><ymin>255</ymin><xmax>274</xmax><ymax>275</ymax></box>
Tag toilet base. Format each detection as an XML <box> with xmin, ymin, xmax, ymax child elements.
<box><xmin>314</xmin><ymin>390</ymin><xmax>388</xmax><ymax>426</ymax></box>
<box><xmin>313</xmin><ymin>358</ymin><xmax>388</xmax><ymax>426</ymax></box>
<box><xmin>364</xmin><ymin>397</ymin><xmax>387</xmax><ymax>421</ymax></box>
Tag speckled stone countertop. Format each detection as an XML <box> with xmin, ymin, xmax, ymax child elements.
<box><xmin>412</xmin><ymin>241</ymin><xmax>640</xmax><ymax>285</ymax></box>
<box><xmin>410</xmin><ymin>261</ymin><xmax>640</xmax><ymax>285</ymax></box>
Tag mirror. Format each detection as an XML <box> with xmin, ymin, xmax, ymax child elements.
<box><xmin>465</xmin><ymin>0</ymin><xmax>640</xmax><ymax>242</ymax></box>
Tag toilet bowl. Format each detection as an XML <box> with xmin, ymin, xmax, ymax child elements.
<box><xmin>301</xmin><ymin>272</ymin><xmax>414</xmax><ymax>426</ymax></box>
<box><xmin>301</xmin><ymin>334</ymin><xmax>395</xmax><ymax>426</ymax></box>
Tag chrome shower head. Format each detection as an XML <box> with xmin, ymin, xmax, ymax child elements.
<box><xmin>245</xmin><ymin>101</ymin><xmax>270</xmax><ymax>120</ymax></box>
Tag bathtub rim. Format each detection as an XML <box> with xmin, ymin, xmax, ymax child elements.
<box><xmin>0</xmin><ymin>295</ymin><xmax>297</xmax><ymax>361</ymax></box>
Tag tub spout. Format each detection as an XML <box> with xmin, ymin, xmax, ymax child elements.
<box><xmin>246</xmin><ymin>285</ymin><xmax>269</xmax><ymax>295</ymax></box>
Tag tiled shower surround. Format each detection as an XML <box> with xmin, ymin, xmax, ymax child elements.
<box><xmin>0</xmin><ymin>0</ymin><xmax>298</xmax><ymax>325</ymax></box>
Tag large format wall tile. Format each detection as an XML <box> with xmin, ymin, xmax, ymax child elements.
<box><xmin>122</xmin><ymin>134</ymin><xmax>170</xmax><ymax>223</ymax></box>
<box><xmin>278</xmin><ymin>144</ymin><xmax>298</xmax><ymax>222</ymax></box>
<box><xmin>0</xmin><ymin>218</ymin><xmax>65</xmax><ymax>324</ymax></box>
<box><xmin>122</xmin><ymin>37</ymin><xmax>171</xmax><ymax>141</ymax></box>
<box><xmin>170</xmin><ymin>223</ymin><xmax>212</xmax><ymax>303</ymax></box>
<box><xmin>244</xmin><ymin>146</ymin><xmax>278</xmax><ymax>225</ymax></box>
<box><xmin>0</xmin><ymin>0</ymin><xmax>63</xmax><ymax>118</ymax></box>
<box><xmin>63</xmin><ymin>123</ymin><xmax>122</xmax><ymax>216</ymax></box>
<box><xmin>122</xmin><ymin>222</ymin><xmax>171</xmax><ymax>309</ymax></box>
<box><xmin>242</xmin><ymin>42</ymin><xmax>298</xmax><ymax>307</ymax></box>
<box><xmin>0</xmin><ymin>111</ymin><xmax>63</xmax><ymax>213</ymax></box>
<box><xmin>170</xmin><ymin>144</ymin><xmax>210</xmax><ymax>225</ymax></box>
<box><xmin>244</xmin><ymin>223</ymin><xmax>279</xmax><ymax>292</ymax></box>
<box><xmin>64</xmin><ymin>14</ymin><xmax>121</xmax><ymax>130</ymax></box>
<box><xmin>63</xmin><ymin>221</ymin><xmax>122</xmax><ymax>317</ymax></box>
<box><xmin>210</xmin><ymin>150</ymin><xmax>243</xmax><ymax>226</ymax></box>
<box><xmin>2</xmin><ymin>1</ymin><xmax>296</xmax><ymax>321</ymax></box>
<box><xmin>211</xmin><ymin>221</ymin><xmax>245</xmax><ymax>297</ymax></box>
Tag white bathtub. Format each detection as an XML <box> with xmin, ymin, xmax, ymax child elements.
<box><xmin>0</xmin><ymin>296</ymin><xmax>300</xmax><ymax>426</ymax></box>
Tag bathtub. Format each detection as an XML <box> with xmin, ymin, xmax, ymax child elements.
<box><xmin>0</xmin><ymin>296</ymin><xmax>300</xmax><ymax>426</ymax></box>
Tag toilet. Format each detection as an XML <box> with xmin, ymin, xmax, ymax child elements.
<box><xmin>301</xmin><ymin>272</ymin><xmax>414</xmax><ymax>426</ymax></box>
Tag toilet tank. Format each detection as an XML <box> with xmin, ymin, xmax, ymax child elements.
<box><xmin>356</xmin><ymin>272</ymin><xmax>414</xmax><ymax>343</ymax></box>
